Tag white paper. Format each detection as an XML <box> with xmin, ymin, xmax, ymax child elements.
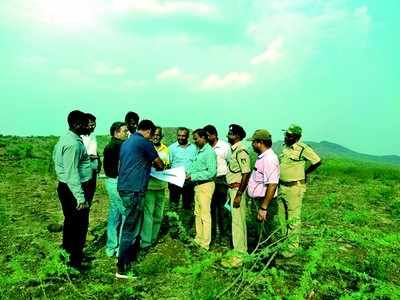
<box><xmin>150</xmin><ymin>166</ymin><xmax>186</xmax><ymax>188</ymax></box>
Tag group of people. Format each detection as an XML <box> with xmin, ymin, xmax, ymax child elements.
<box><xmin>53</xmin><ymin>110</ymin><xmax>321</xmax><ymax>278</ymax></box>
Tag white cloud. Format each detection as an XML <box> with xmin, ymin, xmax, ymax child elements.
<box><xmin>122</xmin><ymin>79</ymin><xmax>146</xmax><ymax>86</ymax></box>
<box><xmin>57</xmin><ymin>68</ymin><xmax>88</xmax><ymax>82</ymax></box>
<box><xmin>251</xmin><ymin>37</ymin><xmax>284</xmax><ymax>65</ymax></box>
<box><xmin>36</xmin><ymin>0</ymin><xmax>106</xmax><ymax>31</ymax></box>
<box><xmin>354</xmin><ymin>5</ymin><xmax>371</xmax><ymax>26</ymax></box>
<box><xmin>93</xmin><ymin>62</ymin><xmax>126</xmax><ymax>76</ymax></box>
<box><xmin>19</xmin><ymin>55</ymin><xmax>47</xmax><ymax>66</ymax></box>
<box><xmin>156</xmin><ymin>67</ymin><xmax>193</xmax><ymax>81</ymax></box>
<box><xmin>110</xmin><ymin>0</ymin><xmax>216</xmax><ymax>16</ymax></box>
<box><xmin>200</xmin><ymin>72</ymin><xmax>253</xmax><ymax>90</ymax></box>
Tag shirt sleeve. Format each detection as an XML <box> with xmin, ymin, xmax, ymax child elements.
<box><xmin>191</xmin><ymin>150</ymin><xmax>217</xmax><ymax>181</ymax></box>
<box><xmin>237</xmin><ymin>150</ymin><xmax>251</xmax><ymax>174</ymax></box>
<box><xmin>102</xmin><ymin>145</ymin><xmax>112</xmax><ymax>177</ymax></box>
<box><xmin>63</xmin><ymin>144</ymin><xmax>87</xmax><ymax>205</ymax></box>
<box><xmin>163</xmin><ymin>147</ymin><xmax>170</xmax><ymax>166</ymax></box>
<box><xmin>263</xmin><ymin>157</ymin><xmax>280</xmax><ymax>184</ymax></box>
<box><xmin>144</xmin><ymin>140</ymin><xmax>159</xmax><ymax>162</ymax></box>
<box><xmin>302</xmin><ymin>145</ymin><xmax>321</xmax><ymax>165</ymax></box>
<box><xmin>168</xmin><ymin>145</ymin><xmax>174</xmax><ymax>164</ymax></box>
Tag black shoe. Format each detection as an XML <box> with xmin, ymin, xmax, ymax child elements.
<box><xmin>82</xmin><ymin>255</ymin><xmax>95</xmax><ymax>263</ymax></box>
<box><xmin>67</xmin><ymin>261</ymin><xmax>90</xmax><ymax>272</ymax></box>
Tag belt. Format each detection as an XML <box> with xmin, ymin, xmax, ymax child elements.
<box><xmin>227</xmin><ymin>182</ymin><xmax>241</xmax><ymax>189</ymax></box>
<box><xmin>192</xmin><ymin>179</ymin><xmax>214</xmax><ymax>186</ymax></box>
<box><xmin>279</xmin><ymin>179</ymin><xmax>305</xmax><ymax>186</ymax></box>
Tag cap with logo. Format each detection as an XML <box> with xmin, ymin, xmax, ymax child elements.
<box><xmin>285</xmin><ymin>124</ymin><xmax>302</xmax><ymax>136</ymax></box>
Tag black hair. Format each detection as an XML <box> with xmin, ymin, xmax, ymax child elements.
<box><xmin>254</xmin><ymin>139</ymin><xmax>272</xmax><ymax>148</ymax></box>
<box><xmin>67</xmin><ymin>110</ymin><xmax>87</xmax><ymax>128</ymax></box>
<box><xmin>137</xmin><ymin>119</ymin><xmax>156</xmax><ymax>133</ymax></box>
<box><xmin>86</xmin><ymin>113</ymin><xmax>96</xmax><ymax>121</ymax></box>
<box><xmin>154</xmin><ymin>126</ymin><xmax>163</xmax><ymax>135</ymax></box>
<box><xmin>192</xmin><ymin>128</ymin><xmax>207</xmax><ymax>139</ymax></box>
<box><xmin>203</xmin><ymin>124</ymin><xmax>218</xmax><ymax>136</ymax></box>
<box><xmin>177</xmin><ymin>127</ymin><xmax>190</xmax><ymax>135</ymax></box>
<box><xmin>229</xmin><ymin>124</ymin><xmax>246</xmax><ymax>140</ymax></box>
<box><xmin>125</xmin><ymin>111</ymin><xmax>139</xmax><ymax>123</ymax></box>
<box><xmin>110</xmin><ymin>122</ymin><xmax>126</xmax><ymax>136</ymax></box>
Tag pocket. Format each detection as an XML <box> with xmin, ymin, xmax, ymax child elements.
<box><xmin>120</xmin><ymin>194</ymin><xmax>134</xmax><ymax>211</ymax></box>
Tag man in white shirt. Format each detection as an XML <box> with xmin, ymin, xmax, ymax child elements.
<box><xmin>203</xmin><ymin>125</ymin><xmax>231</xmax><ymax>245</ymax></box>
<box><xmin>81</xmin><ymin>113</ymin><xmax>101</xmax><ymax>205</ymax></box>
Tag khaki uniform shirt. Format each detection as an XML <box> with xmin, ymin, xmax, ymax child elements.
<box><xmin>279</xmin><ymin>142</ymin><xmax>320</xmax><ymax>182</ymax></box>
<box><xmin>226</xmin><ymin>141</ymin><xmax>251</xmax><ymax>184</ymax></box>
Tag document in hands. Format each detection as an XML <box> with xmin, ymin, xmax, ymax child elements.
<box><xmin>150</xmin><ymin>166</ymin><xmax>186</xmax><ymax>188</ymax></box>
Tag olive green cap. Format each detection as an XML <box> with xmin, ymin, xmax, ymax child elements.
<box><xmin>248</xmin><ymin>129</ymin><xmax>272</xmax><ymax>141</ymax></box>
<box><xmin>286</xmin><ymin>124</ymin><xmax>302</xmax><ymax>135</ymax></box>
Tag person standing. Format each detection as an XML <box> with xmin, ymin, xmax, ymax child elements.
<box><xmin>116</xmin><ymin>120</ymin><xmax>164</xmax><ymax>278</ymax></box>
<box><xmin>141</xmin><ymin>127</ymin><xmax>170</xmax><ymax>249</ymax></box>
<box><xmin>168</xmin><ymin>127</ymin><xmax>197</xmax><ymax>224</ymax></box>
<box><xmin>125</xmin><ymin>111</ymin><xmax>139</xmax><ymax>136</ymax></box>
<box><xmin>81</xmin><ymin>113</ymin><xmax>101</xmax><ymax>205</ymax></box>
<box><xmin>279</xmin><ymin>124</ymin><xmax>321</xmax><ymax>257</ymax></box>
<box><xmin>187</xmin><ymin>129</ymin><xmax>217</xmax><ymax>250</ymax></box>
<box><xmin>103</xmin><ymin>122</ymin><xmax>129</xmax><ymax>257</ymax></box>
<box><xmin>203</xmin><ymin>124</ymin><xmax>230</xmax><ymax>244</ymax></box>
<box><xmin>53</xmin><ymin>110</ymin><xmax>92</xmax><ymax>270</ymax></box>
<box><xmin>226</xmin><ymin>124</ymin><xmax>251</xmax><ymax>254</ymax></box>
<box><xmin>247</xmin><ymin>130</ymin><xmax>280</xmax><ymax>243</ymax></box>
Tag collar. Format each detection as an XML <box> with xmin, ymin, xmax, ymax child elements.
<box><xmin>68</xmin><ymin>130</ymin><xmax>82</xmax><ymax>141</ymax></box>
<box><xmin>134</xmin><ymin>132</ymin><xmax>144</xmax><ymax>138</ymax></box>
<box><xmin>258</xmin><ymin>148</ymin><xmax>272</xmax><ymax>158</ymax></box>
<box><xmin>198</xmin><ymin>143</ymin><xmax>210</xmax><ymax>153</ymax></box>
<box><xmin>213</xmin><ymin>139</ymin><xmax>224</xmax><ymax>149</ymax></box>
<box><xmin>155</xmin><ymin>143</ymin><xmax>167</xmax><ymax>151</ymax></box>
<box><xmin>111</xmin><ymin>137</ymin><xmax>123</xmax><ymax>144</ymax></box>
<box><xmin>231</xmin><ymin>141</ymin><xmax>241</xmax><ymax>151</ymax></box>
<box><xmin>176</xmin><ymin>141</ymin><xmax>193</xmax><ymax>148</ymax></box>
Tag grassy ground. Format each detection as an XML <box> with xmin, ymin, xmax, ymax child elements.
<box><xmin>0</xmin><ymin>135</ymin><xmax>399</xmax><ymax>299</ymax></box>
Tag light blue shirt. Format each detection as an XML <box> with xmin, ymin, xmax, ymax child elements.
<box><xmin>53</xmin><ymin>131</ymin><xmax>92</xmax><ymax>204</ymax></box>
<box><xmin>168</xmin><ymin>142</ymin><xmax>197</xmax><ymax>172</ymax></box>
<box><xmin>188</xmin><ymin>143</ymin><xmax>217</xmax><ymax>181</ymax></box>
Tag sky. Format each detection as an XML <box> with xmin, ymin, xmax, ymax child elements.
<box><xmin>0</xmin><ymin>0</ymin><xmax>399</xmax><ymax>156</ymax></box>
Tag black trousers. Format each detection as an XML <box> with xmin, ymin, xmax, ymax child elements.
<box><xmin>211</xmin><ymin>176</ymin><xmax>229</xmax><ymax>239</ymax></box>
<box><xmin>168</xmin><ymin>181</ymin><xmax>194</xmax><ymax>210</ymax></box>
<box><xmin>86</xmin><ymin>170</ymin><xmax>97</xmax><ymax>206</ymax></box>
<box><xmin>57</xmin><ymin>181</ymin><xmax>90</xmax><ymax>264</ymax></box>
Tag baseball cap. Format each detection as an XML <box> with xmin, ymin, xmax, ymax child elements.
<box><xmin>248</xmin><ymin>129</ymin><xmax>272</xmax><ymax>141</ymax></box>
<box><xmin>285</xmin><ymin>124</ymin><xmax>302</xmax><ymax>135</ymax></box>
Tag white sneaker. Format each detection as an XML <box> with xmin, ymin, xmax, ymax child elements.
<box><xmin>115</xmin><ymin>272</ymin><xmax>137</xmax><ymax>279</ymax></box>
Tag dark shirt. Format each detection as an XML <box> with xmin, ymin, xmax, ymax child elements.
<box><xmin>118</xmin><ymin>132</ymin><xmax>159</xmax><ymax>193</ymax></box>
<box><xmin>103</xmin><ymin>137</ymin><xmax>123</xmax><ymax>178</ymax></box>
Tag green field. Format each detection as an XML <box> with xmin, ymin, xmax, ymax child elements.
<box><xmin>0</xmin><ymin>135</ymin><xmax>399</xmax><ymax>299</ymax></box>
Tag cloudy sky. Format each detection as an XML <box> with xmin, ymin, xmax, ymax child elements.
<box><xmin>0</xmin><ymin>0</ymin><xmax>399</xmax><ymax>155</ymax></box>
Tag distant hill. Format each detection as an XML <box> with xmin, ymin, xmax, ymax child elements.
<box><xmin>272</xmin><ymin>140</ymin><xmax>400</xmax><ymax>166</ymax></box>
<box><xmin>2</xmin><ymin>130</ymin><xmax>398</xmax><ymax>166</ymax></box>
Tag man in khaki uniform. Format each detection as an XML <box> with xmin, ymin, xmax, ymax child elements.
<box><xmin>279</xmin><ymin>124</ymin><xmax>321</xmax><ymax>257</ymax></box>
<box><xmin>226</xmin><ymin>124</ymin><xmax>251</xmax><ymax>253</ymax></box>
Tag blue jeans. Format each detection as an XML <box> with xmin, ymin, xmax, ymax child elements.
<box><xmin>117</xmin><ymin>191</ymin><xmax>145</xmax><ymax>271</ymax></box>
<box><xmin>105</xmin><ymin>177</ymin><xmax>125</xmax><ymax>257</ymax></box>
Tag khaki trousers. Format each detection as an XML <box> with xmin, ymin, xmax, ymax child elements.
<box><xmin>194</xmin><ymin>182</ymin><xmax>215</xmax><ymax>250</ymax></box>
<box><xmin>228</xmin><ymin>188</ymin><xmax>247</xmax><ymax>253</ymax></box>
<box><xmin>278</xmin><ymin>183</ymin><xmax>306</xmax><ymax>252</ymax></box>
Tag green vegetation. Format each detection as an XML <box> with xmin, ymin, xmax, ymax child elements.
<box><xmin>0</xmin><ymin>135</ymin><xmax>399</xmax><ymax>299</ymax></box>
